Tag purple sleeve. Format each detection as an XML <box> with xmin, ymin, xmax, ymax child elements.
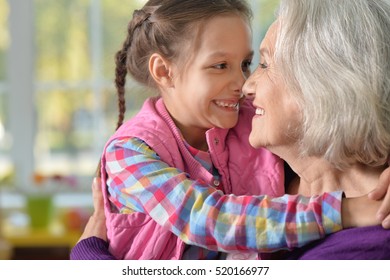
<box><xmin>70</xmin><ymin>237</ymin><xmax>116</xmax><ymax>260</ymax></box>
<box><xmin>271</xmin><ymin>226</ymin><xmax>390</xmax><ymax>260</ymax></box>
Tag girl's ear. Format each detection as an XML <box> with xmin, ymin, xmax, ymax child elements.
<box><xmin>149</xmin><ymin>53</ymin><xmax>174</xmax><ymax>88</ymax></box>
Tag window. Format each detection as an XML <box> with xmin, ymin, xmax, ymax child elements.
<box><xmin>4</xmin><ymin>0</ymin><xmax>153</xmax><ymax>190</ymax></box>
<box><xmin>2</xmin><ymin>0</ymin><xmax>279</xmax><ymax>191</ymax></box>
<box><xmin>34</xmin><ymin>0</ymin><xmax>153</xmax><ymax>182</ymax></box>
<box><xmin>0</xmin><ymin>0</ymin><xmax>11</xmax><ymax>185</ymax></box>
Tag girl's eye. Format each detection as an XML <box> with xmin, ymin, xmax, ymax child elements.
<box><xmin>213</xmin><ymin>63</ymin><xmax>228</xmax><ymax>70</ymax></box>
<box><xmin>241</xmin><ymin>59</ymin><xmax>253</xmax><ymax>72</ymax></box>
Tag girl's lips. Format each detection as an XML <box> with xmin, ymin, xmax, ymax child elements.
<box><xmin>214</xmin><ymin>100</ymin><xmax>240</xmax><ymax>111</ymax></box>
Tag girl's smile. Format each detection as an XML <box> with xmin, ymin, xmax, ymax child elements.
<box><xmin>213</xmin><ymin>99</ymin><xmax>241</xmax><ymax>111</ymax></box>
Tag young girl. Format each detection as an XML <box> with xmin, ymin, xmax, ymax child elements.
<box><xmin>96</xmin><ymin>0</ymin><xmax>387</xmax><ymax>260</ymax></box>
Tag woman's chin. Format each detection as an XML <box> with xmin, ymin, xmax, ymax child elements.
<box><xmin>248</xmin><ymin>134</ymin><xmax>262</xmax><ymax>149</ymax></box>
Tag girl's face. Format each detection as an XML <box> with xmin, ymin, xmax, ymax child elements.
<box><xmin>243</xmin><ymin>22</ymin><xmax>302</xmax><ymax>155</ymax></box>
<box><xmin>163</xmin><ymin>15</ymin><xmax>253</xmax><ymax>149</ymax></box>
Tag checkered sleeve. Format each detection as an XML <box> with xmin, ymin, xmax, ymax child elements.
<box><xmin>105</xmin><ymin>137</ymin><xmax>343</xmax><ymax>252</ymax></box>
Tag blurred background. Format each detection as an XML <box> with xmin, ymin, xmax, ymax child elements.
<box><xmin>0</xmin><ymin>0</ymin><xmax>279</xmax><ymax>259</ymax></box>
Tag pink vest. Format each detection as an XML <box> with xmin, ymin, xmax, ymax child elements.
<box><xmin>100</xmin><ymin>97</ymin><xmax>284</xmax><ymax>259</ymax></box>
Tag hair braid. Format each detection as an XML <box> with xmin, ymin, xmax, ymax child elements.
<box><xmin>95</xmin><ymin>25</ymin><xmax>133</xmax><ymax>177</ymax></box>
<box><xmin>114</xmin><ymin>49</ymin><xmax>127</xmax><ymax>131</ymax></box>
<box><xmin>114</xmin><ymin>21</ymin><xmax>135</xmax><ymax>131</ymax></box>
<box><xmin>114</xmin><ymin>7</ymin><xmax>156</xmax><ymax>131</ymax></box>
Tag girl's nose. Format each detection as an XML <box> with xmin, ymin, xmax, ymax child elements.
<box><xmin>242</xmin><ymin>76</ymin><xmax>255</xmax><ymax>101</ymax></box>
<box><xmin>233</xmin><ymin>68</ymin><xmax>248</xmax><ymax>95</ymax></box>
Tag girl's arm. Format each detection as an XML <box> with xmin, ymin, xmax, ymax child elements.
<box><xmin>105</xmin><ymin>137</ymin><xmax>378</xmax><ymax>252</ymax></box>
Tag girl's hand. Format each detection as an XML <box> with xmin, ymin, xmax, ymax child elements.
<box><xmin>369</xmin><ymin>167</ymin><xmax>390</xmax><ymax>229</ymax></box>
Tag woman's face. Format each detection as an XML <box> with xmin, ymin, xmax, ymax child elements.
<box><xmin>243</xmin><ymin>22</ymin><xmax>302</xmax><ymax>155</ymax></box>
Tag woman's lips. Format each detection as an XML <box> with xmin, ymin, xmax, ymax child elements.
<box><xmin>255</xmin><ymin>107</ymin><xmax>265</xmax><ymax>116</ymax></box>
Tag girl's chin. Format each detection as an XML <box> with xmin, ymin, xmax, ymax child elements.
<box><xmin>214</xmin><ymin>118</ymin><xmax>239</xmax><ymax>129</ymax></box>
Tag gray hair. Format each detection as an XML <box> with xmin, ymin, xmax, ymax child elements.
<box><xmin>274</xmin><ymin>0</ymin><xmax>390</xmax><ymax>169</ymax></box>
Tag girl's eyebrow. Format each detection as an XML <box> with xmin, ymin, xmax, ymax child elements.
<box><xmin>247</xmin><ymin>50</ymin><xmax>255</xmax><ymax>58</ymax></box>
<box><xmin>206</xmin><ymin>51</ymin><xmax>230</xmax><ymax>59</ymax></box>
<box><xmin>206</xmin><ymin>50</ymin><xmax>254</xmax><ymax>60</ymax></box>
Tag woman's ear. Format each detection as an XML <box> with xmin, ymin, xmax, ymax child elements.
<box><xmin>149</xmin><ymin>53</ymin><xmax>174</xmax><ymax>88</ymax></box>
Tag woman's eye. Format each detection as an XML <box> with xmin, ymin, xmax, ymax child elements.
<box><xmin>259</xmin><ymin>62</ymin><xmax>268</xmax><ymax>69</ymax></box>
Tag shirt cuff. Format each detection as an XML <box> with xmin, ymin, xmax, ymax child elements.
<box><xmin>70</xmin><ymin>237</ymin><xmax>116</xmax><ymax>260</ymax></box>
<box><xmin>321</xmin><ymin>191</ymin><xmax>343</xmax><ymax>235</ymax></box>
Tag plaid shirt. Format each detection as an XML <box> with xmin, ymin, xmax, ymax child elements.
<box><xmin>105</xmin><ymin>137</ymin><xmax>342</xmax><ymax>259</ymax></box>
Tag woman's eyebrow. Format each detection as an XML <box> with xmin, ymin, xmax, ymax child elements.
<box><xmin>259</xmin><ymin>48</ymin><xmax>269</xmax><ymax>58</ymax></box>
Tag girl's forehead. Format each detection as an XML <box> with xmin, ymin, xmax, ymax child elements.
<box><xmin>196</xmin><ymin>15</ymin><xmax>252</xmax><ymax>50</ymax></box>
<box><xmin>175</xmin><ymin>14</ymin><xmax>252</xmax><ymax>68</ymax></box>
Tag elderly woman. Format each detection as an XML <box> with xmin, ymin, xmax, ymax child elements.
<box><xmin>243</xmin><ymin>0</ymin><xmax>390</xmax><ymax>259</ymax></box>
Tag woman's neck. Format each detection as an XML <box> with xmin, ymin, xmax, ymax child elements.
<box><xmin>273</xmin><ymin>146</ymin><xmax>384</xmax><ymax>197</ymax></box>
